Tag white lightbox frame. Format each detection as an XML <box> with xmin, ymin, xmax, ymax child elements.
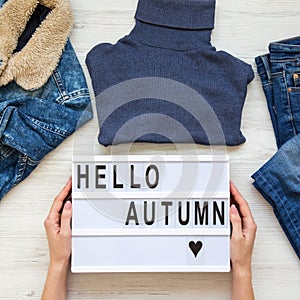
<box><xmin>72</xmin><ymin>155</ymin><xmax>230</xmax><ymax>273</ymax></box>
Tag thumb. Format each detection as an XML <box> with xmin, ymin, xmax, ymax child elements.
<box><xmin>60</xmin><ymin>201</ymin><xmax>72</xmax><ymax>236</ymax></box>
<box><xmin>230</xmin><ymin>204</ymin><xmax>243</xmax><ymax>239</ymax></box>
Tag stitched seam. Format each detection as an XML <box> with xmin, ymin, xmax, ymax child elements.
<box><xmin>258</xmin><ymin>70</ymin><xmax>267</xmax><ymax>76</ymax></box>
<box><xmin>55</xmin><ymin>89</ymin><xmax>90</xmax><ymax>103</ymax></box>
<box><xmin>27</xmin><ymin>156</ymin><xmax>40</xmax><ymax>166</ymax></box>
<box><xmin>19</xmin><ymin>111</ymin><xmax>70</xmax><ymax>137</ymax></box>
<box><xmin>28</xmin><ymin>117</ymin><xmax>70</xmax><ymax>137</ymax></box>
<box><xmin>272</xmin><ymin>43</ymin><xmax>300</xmax><ymax>48</ymax></box>
<box><xmin>14</xmin><ymin>155</ymin><xmax>27</xmax><ymax>185</ymax></box>
<box><xmin>284</xmin><ymin>70</ymin><xmax>297</xmax><ymax>135</ymax></box>
<box><xmin>272</xmin><ymin>71</ymin><xmax>284</xmax><ymax>76</ymax></box>
<box><xmin>262</xmin><ymin>82</ymin><xmax>273</xmax><ymax>87</ymax></box>
<box><xmin>70</xmin><ymin>91</ymin><xmax>90</xmax><ymax>98</ymax></box>
<box><xmin>270</xmin><ymin>57</ymin><xmax>300</xmax><ymax>63</ymax></box>
<box><xmin>52</xmin><ymin>70</ymin><xmax>70</xmax><ymax>102</ymax></box>
<box><xmin>68</xmin><ymin>94</ymin><xmax>90</xmax><ymax>101</ymax></box>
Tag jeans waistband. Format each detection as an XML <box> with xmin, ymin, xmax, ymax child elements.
<box><xmin>268</xmin><ymin>36</ymin><xmax>300</xmax><ymax>61</ymax></box>
<box><xmin>255</xmin><ymin>36</ymin><xmax>300</xmax><ymax>83</ymax></box>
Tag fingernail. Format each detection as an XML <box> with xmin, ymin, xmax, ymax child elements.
<box><xmin>231</xmin><ymin>204</ymin><xmax>238</xmax><ymax>214</ymax></box>
<box><xmin>65</xmin><ymin>201</ymin><xmax>72</xmax><ymax>210</ymax></box>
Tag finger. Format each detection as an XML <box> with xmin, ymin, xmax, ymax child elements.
<box><xmin>230</xmin><ymin>204</ymin><xmax>243</xmax><ymax>239</ymax></box>
<box><xmin>48</xmin><ymin>178</ymin><xmax>72</xmax><ymax>219</ymax></box>
<box><xmin>230</xmin><ymin>182</ymin><xmax>255</xmax><ymax>226</ymax></box>
<box><xmin>60</xmin><ymin>201</ymin><xmax>72</xmax><ymax>237</ymax></box>
<box><xmin>230</xmin><ymin>182</ymin><xmax>257</xmax><ymax>238</ymax></box>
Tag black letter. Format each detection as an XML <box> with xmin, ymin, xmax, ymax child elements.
<box><xmin>130</xmin><ymin>165</ymin><xmax>141</xmax><ymax>189</ymax></box>
<box><xmin>144</xmin><ymin>201</ymin><xmax>155</xmax><ymax>226</ymax></box>
<box><xmin>125</xmin><ymin>202</ymin><xmax>139</xmax><ymax>225</ymax></box>
<box><xmin>195</xmin><ymin>201</ymin><xmax>208</xmax><ymax>225</ymax></box>
<box><xmin>77</xmin><ymin>165</ymin><xmax>89</xmax><ymax>189</ymax></box>
<box><xmin>145</xmin><ymin>165</ymin><xmax>159</xmax><ymax>189</ymax></box>
<box><xmin>213</xmin><ymin>201</ymin><xmax>225</xmax><ymax>225</ymax></box>
<box><xmin>161</xmin><ymin>201</ymin><xmax>173</xmax><ymax>225</ymax></box>
<box><xmin>178</xmin><ymin>201</ymin><xmax>190</xmax><ymax>226</ymax></box>
<box><xmin>95</xmin><ymin>165</ymin><xmax>106</xmax><ymax>189</ymax></box>
<box><xmin>113</xmin><ymin>165</ymin><xmax>123</xmax><ymax>189</ymax></box>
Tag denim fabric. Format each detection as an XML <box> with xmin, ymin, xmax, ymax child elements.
<box><xmin>253</xmin><ymin>36</ymin><xmax>300</xmax><ymax>259</ymax></box>
<box><xmin>252</xmin><ymin>134</ymin><xmax>300</xmax><ymax>259</ymax></box>
<box><xmin>0</xmin><ymin>0</ymin><xmax>93</xmax><ymax>200</ymax></box>
<box><xmin>86</xmin><ymin>0</ymin><xmax>254</xmax><ymax>147</ymax></box>
<box><xmin>255</xmin><ymin>40</ymin><xmax>300</xmax><ymax>148</ymax></box>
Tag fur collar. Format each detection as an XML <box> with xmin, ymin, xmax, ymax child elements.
<box><xmin>0</xmin><ymin>0</ymin><xmax>73</xmax><ymax>90</ymax></box>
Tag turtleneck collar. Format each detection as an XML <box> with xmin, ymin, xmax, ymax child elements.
<box><xmin>129</xmin><ymin>0</ymin><xmax>216</xmax><ymax>51</ymax></box>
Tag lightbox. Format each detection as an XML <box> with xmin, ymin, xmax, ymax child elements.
<box><xmin>72</xmin><ymin>155</ymin><xmax>230</xmax><ymax>273</ymax></box>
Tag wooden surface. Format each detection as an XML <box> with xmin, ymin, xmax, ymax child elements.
<box><xmin>0</xmin><ymin>0</ymin><xmax>300</xmax><ymax>299</ymax></box>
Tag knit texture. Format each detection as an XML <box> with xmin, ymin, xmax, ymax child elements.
<box><xmin>86</xmin><ymin>0</ymin><xmax>254</xmax><ymax>146</ymax></box>
<box><xmin>135</xmin><ymin>0</ymin><xmax>216</xmax><ymax>29</ymax></box>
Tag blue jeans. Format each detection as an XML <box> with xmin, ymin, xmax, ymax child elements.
<box><xmin>252</xmin><ymin>37</ymin><xmax>300</xmax><ymax>259</ymax></box>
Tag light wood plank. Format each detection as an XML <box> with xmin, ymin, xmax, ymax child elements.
<box><xmin>0</xmin><ymin>0</ymin><xmax>300</xmax><ymax>299</ymax></box>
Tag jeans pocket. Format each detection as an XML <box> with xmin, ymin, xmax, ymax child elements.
<box><xmin>288</xmin><ymin>88</ymin><xmax>300</xmax><ymax>133</ymax></box>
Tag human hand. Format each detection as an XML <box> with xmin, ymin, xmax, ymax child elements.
<box><xmin>230</xmin><ymin>182</ymin><xmax>257</xmax><ymax>274</ymax></box>
<box><xmin>44</xmin><ymin>178</ymin><xmax>72</xmax><ymax>267</ymax></box>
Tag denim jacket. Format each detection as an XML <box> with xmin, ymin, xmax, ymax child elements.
<box><xmin>0</xmin><ymin>0</ymin><xmax>93</xmax><ymax>200</ymax></box>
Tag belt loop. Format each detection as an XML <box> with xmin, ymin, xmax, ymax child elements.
<box><xmin>261</xmin><ymin>55</ymin><xmax>272</xmax><ymax>83</ymax></box>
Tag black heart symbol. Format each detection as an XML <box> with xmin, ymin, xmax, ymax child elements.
<box><xmin>189</xmin><ymin>241</ymin><xmax>203</xmax><ymax>258</ymax></box>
